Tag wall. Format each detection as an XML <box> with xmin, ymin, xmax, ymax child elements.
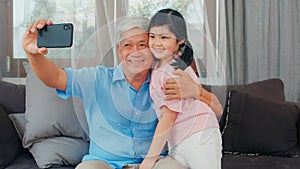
<box><xmin>0</xmin><ymin>0</ymin><xmax>25</xmax><ymax>78</ymax></box>
<box><xmin>0</xmin><ymin>0</ymin><xmax>13</xmax><ymax>70</ymax></box>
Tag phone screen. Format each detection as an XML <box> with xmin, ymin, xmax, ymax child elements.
<box><xmin>37</xmin><ymin>23</ymin><xmax>73</xmax><ymax>48</ymax></box>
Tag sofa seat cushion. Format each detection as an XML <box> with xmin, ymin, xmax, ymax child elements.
<box><xmin>222</xmin><ymin>145</ymin><xmax>300</xmax><ymax>169</ymax></box>
<box><xmin>5</xmin><ymin>149</ymin><xmax>75</xmax><ymax>169</ymax></box>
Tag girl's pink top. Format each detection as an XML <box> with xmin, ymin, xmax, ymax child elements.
<box><xmin>150</xmin><ymin>62</ymin><xmax>219</xmax><ymax>146</ymax></box>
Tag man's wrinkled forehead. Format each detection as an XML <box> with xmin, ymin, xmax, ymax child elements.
<box><xmin>120</xmin><ymin>27</ymin><xmax>149</xmax><ymax>43</ymax></box>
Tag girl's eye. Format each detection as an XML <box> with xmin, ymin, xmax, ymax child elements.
<box><xmin>149</xmin><ymin>35</ymin><xmax>155</xmax><ymax>39</ymax></box>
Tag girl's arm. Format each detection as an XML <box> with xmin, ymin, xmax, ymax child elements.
<box><xmin>139</xmin><ymin>106</ymin><xmax>178</xmax><ymax>169</ymax></box>
<box><xmin>196</xmin><ymin>85</ymin><xmax>223</xmax><ymax>117</ymax></box>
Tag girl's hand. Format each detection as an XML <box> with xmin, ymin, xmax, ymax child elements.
<box><xmin>139</xmin><ymin>159</ymin><xmax>155</xmax><ymax>169</ymax></box>
<box><xmin>22</xmin><ymin>20</ymin><xmax>53</xmax><ymax>56</ymax></box>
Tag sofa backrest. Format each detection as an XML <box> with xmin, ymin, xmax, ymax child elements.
<box><xmin>1</xmin><ymin>79</ymin><xmax>299</xmax><ymax>147</ymax></box>
<box><xmin>202</xmin><ymin>78</ymin><xmax>285</xmax><ymax>108</ymax></box>
<box><xmin>202</xmin><ymin>78</ymin><xmax>300</xmax><ymax>146</ymax></box>
<box><xmin>203</xmin><ymin>78</ymin><xmax>287</xmax><ymax>133</ymax></box>
<box><xmin>0</xmin><ymin>81</ymin><xmax>25</xmax><ymax>114</ymax></box>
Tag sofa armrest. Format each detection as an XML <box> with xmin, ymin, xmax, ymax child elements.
<box><xmin>286</xmin><ymin>101</ymin><xmax>300</xmax><ymax>145</ymax></box>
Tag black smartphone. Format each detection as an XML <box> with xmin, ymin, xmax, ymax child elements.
<box><xmin>37</xmin><ymin>23</ymin><xmax>73</xmax><ymax>48</ymax></box>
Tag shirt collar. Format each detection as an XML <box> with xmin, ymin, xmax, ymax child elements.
<box><xmin>112</xmin><ymin>64</ymin><xmax>125</xmax><ymax>82</ymax></box>
<box><xmin>112</xmin><ymin>63</ymin><xmax>151</xmax><ymax>84</ymax></box>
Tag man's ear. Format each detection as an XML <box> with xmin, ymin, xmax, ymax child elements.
<box><xmin>178</xmin><ymin>39</ymin><xmax>185</xmax><ymax>45</ymax></box>
<box><xmin>116</xmin><ymin>45</ymin><xmax>122</xmax><ymax>60</ymax></box>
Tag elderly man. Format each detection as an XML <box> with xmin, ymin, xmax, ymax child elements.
<box><xmin>22</xmin><ymin>16</ymin><xmax>222</xmax><ymax>169</ymax></box>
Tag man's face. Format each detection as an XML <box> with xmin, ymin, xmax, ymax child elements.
<box><xmin>117</xmin><ymin>27</ymin><xmax>154</xmax><ymax>77</ymax></box>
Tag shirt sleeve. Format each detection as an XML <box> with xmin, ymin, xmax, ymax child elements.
<box><xmin>56</xmin><ymin>67</ymin><xmax>73</xmax><ymax>99</ymax></box>
<box><xmin>56</xmin><ymin>67</ymin><xmax>97</xmax><ymax>100</ymax></box>
<box><xmin>150</xmin><ymin>69</ymin><xmax>183</xmax><ymax>116</ymax></box>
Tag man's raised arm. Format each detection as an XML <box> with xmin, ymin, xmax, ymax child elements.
<box><xmin>22</xmin><ymin>20</ymin><xmax>67</xmax><ymax>91</ymax></box>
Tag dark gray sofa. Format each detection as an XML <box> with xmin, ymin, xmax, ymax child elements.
<box><xmin>0</xmin><ymin>81</ymin><xmax>75</xmax><ymax>169</ymax></box>
<box><xmin>1</xmin><ymin>78</ymin><xmax>300</xmax><ymax>169</ymax></box>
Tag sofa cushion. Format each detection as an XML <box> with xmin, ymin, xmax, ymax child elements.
<box><xmin>23</xmin><ymin>62</ymin><xmax>88</xmax><ymax>147</ymax></box>
<box><xmin>0</xmin><ymin>81</ymin><xmax>25</xmax><ymax>114</ymax></box>
<box><xmin>9</xmin><ymin>113</ymin><xmax>26</xmax><ymax>139</ymax></box>
<box><xmin>222</xmin><ymin>90</ymin><xmax>298</xmax><ymax>157</ymax></box>
<box><xmin>0</xmin><ymin>105</ymin><xmax>22</xmax><ymax>168</ymax></box>
<box><xmin>7</xmin><ymin>113</ymin><xmax>77</xmax><ymax>167</ymax></box>
<box><xmin>29</xmin><ymin>137</ymin><xmax>88</xmax><ymax>168</ymax></box>
<box><xmin>202</xmin><ymin>78</ymin><xmax>286</xmax><ymax>130</ymax></box>
<box><xmin>22</xmin><ymin>62</ymin><xmax>89</xmax><ymax>168</ymax></box>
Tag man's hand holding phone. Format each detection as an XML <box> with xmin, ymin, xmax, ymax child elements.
<box><xmin>22</xmin><ymin>20</ymin><xmax>74</xmax><ymax>57</ymax></box>
<box><xmin>22</xmin><ymin>20</ymin><xmax>54</xmax><ymax>56</ymax></box>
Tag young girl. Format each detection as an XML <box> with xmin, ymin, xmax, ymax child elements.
<box><xmin>139</xmin><ymin>9</ymin><xmax>222</xmax><ymax>169</ymax></box>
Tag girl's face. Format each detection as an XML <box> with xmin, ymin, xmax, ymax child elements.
<box><xmin>149</xmin><ymin>25</ymin><xmax>183</xmax><ymax>62</ymax></box>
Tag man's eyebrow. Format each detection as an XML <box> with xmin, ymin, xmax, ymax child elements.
<box><xmin>139</xmin><ymin>39</ymin><xmax>147</xmax><ymax>43</ymax></box>
<box><xmin>121</xmin><ymin>39</ymin><xmax>132</xmax><ymax>43</ymax></box>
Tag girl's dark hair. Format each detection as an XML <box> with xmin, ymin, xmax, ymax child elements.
<box><xmin>149</xmin><ymin>8</ymin><xmax>193</xmax><ymax>70</ymax></box>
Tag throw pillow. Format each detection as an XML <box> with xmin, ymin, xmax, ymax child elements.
<box><xmin>23</xmin><ymin>62</ymin><xmax>88</xmax><ymax>147</ymax></box>
<box><xmin>30</xmin><ymin>137</ymin><xmax>89</xmax><ymax>168</ymax></box>
<box><xmin>0</xmin><ymin>105</ymin><xmax>22</xmax><ymax>168</ymax></box>
<box><xmin>22</xmin><ymin>62</ymin><xmax>89</xmax><ymax>168</ymax></box>
<box><xmin>9</xmin><ymin>113</ymin><xmax>26</xmax><ymax>139</ymax></box>
<box><xmin>202</xmin><ymin>78</ymin><xmax>286</xmax><ymax>131</ymax></box>
<box><xmin>222</xmin><ymin>90</ymin><xmax>298</xmax><ymax>157</ymax></box>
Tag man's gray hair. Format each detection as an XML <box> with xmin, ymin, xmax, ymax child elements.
<box><xmin>116</xmin><ymin>16</ymin><xmax>149</xmax><ymax>44</ymax></box>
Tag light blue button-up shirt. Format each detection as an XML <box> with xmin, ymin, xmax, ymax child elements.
<box><xmin>57</xmin><ymin>64</ymin><xmax>162</xmax><ymax>168</ymax></box>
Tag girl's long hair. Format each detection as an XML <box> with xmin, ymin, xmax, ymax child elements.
<box><xmin>149</xmin><ymin>8</ymin><xmax>193</xmax><ymax>70</ymax></box>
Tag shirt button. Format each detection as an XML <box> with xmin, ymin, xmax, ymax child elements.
<box><xmin>134</xmin><ymin>142</ymin><xmax>138</xmax><ymax>146</ymax></box>
<box><xmin>132</xmin><ymin>128</ymin><xmax>136</xmax><ymax>131</ymax></box>
<box><xmin>135</xmin><ymin>112</ymin><xmax>139</xmax><ymax>115</ymax></box>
